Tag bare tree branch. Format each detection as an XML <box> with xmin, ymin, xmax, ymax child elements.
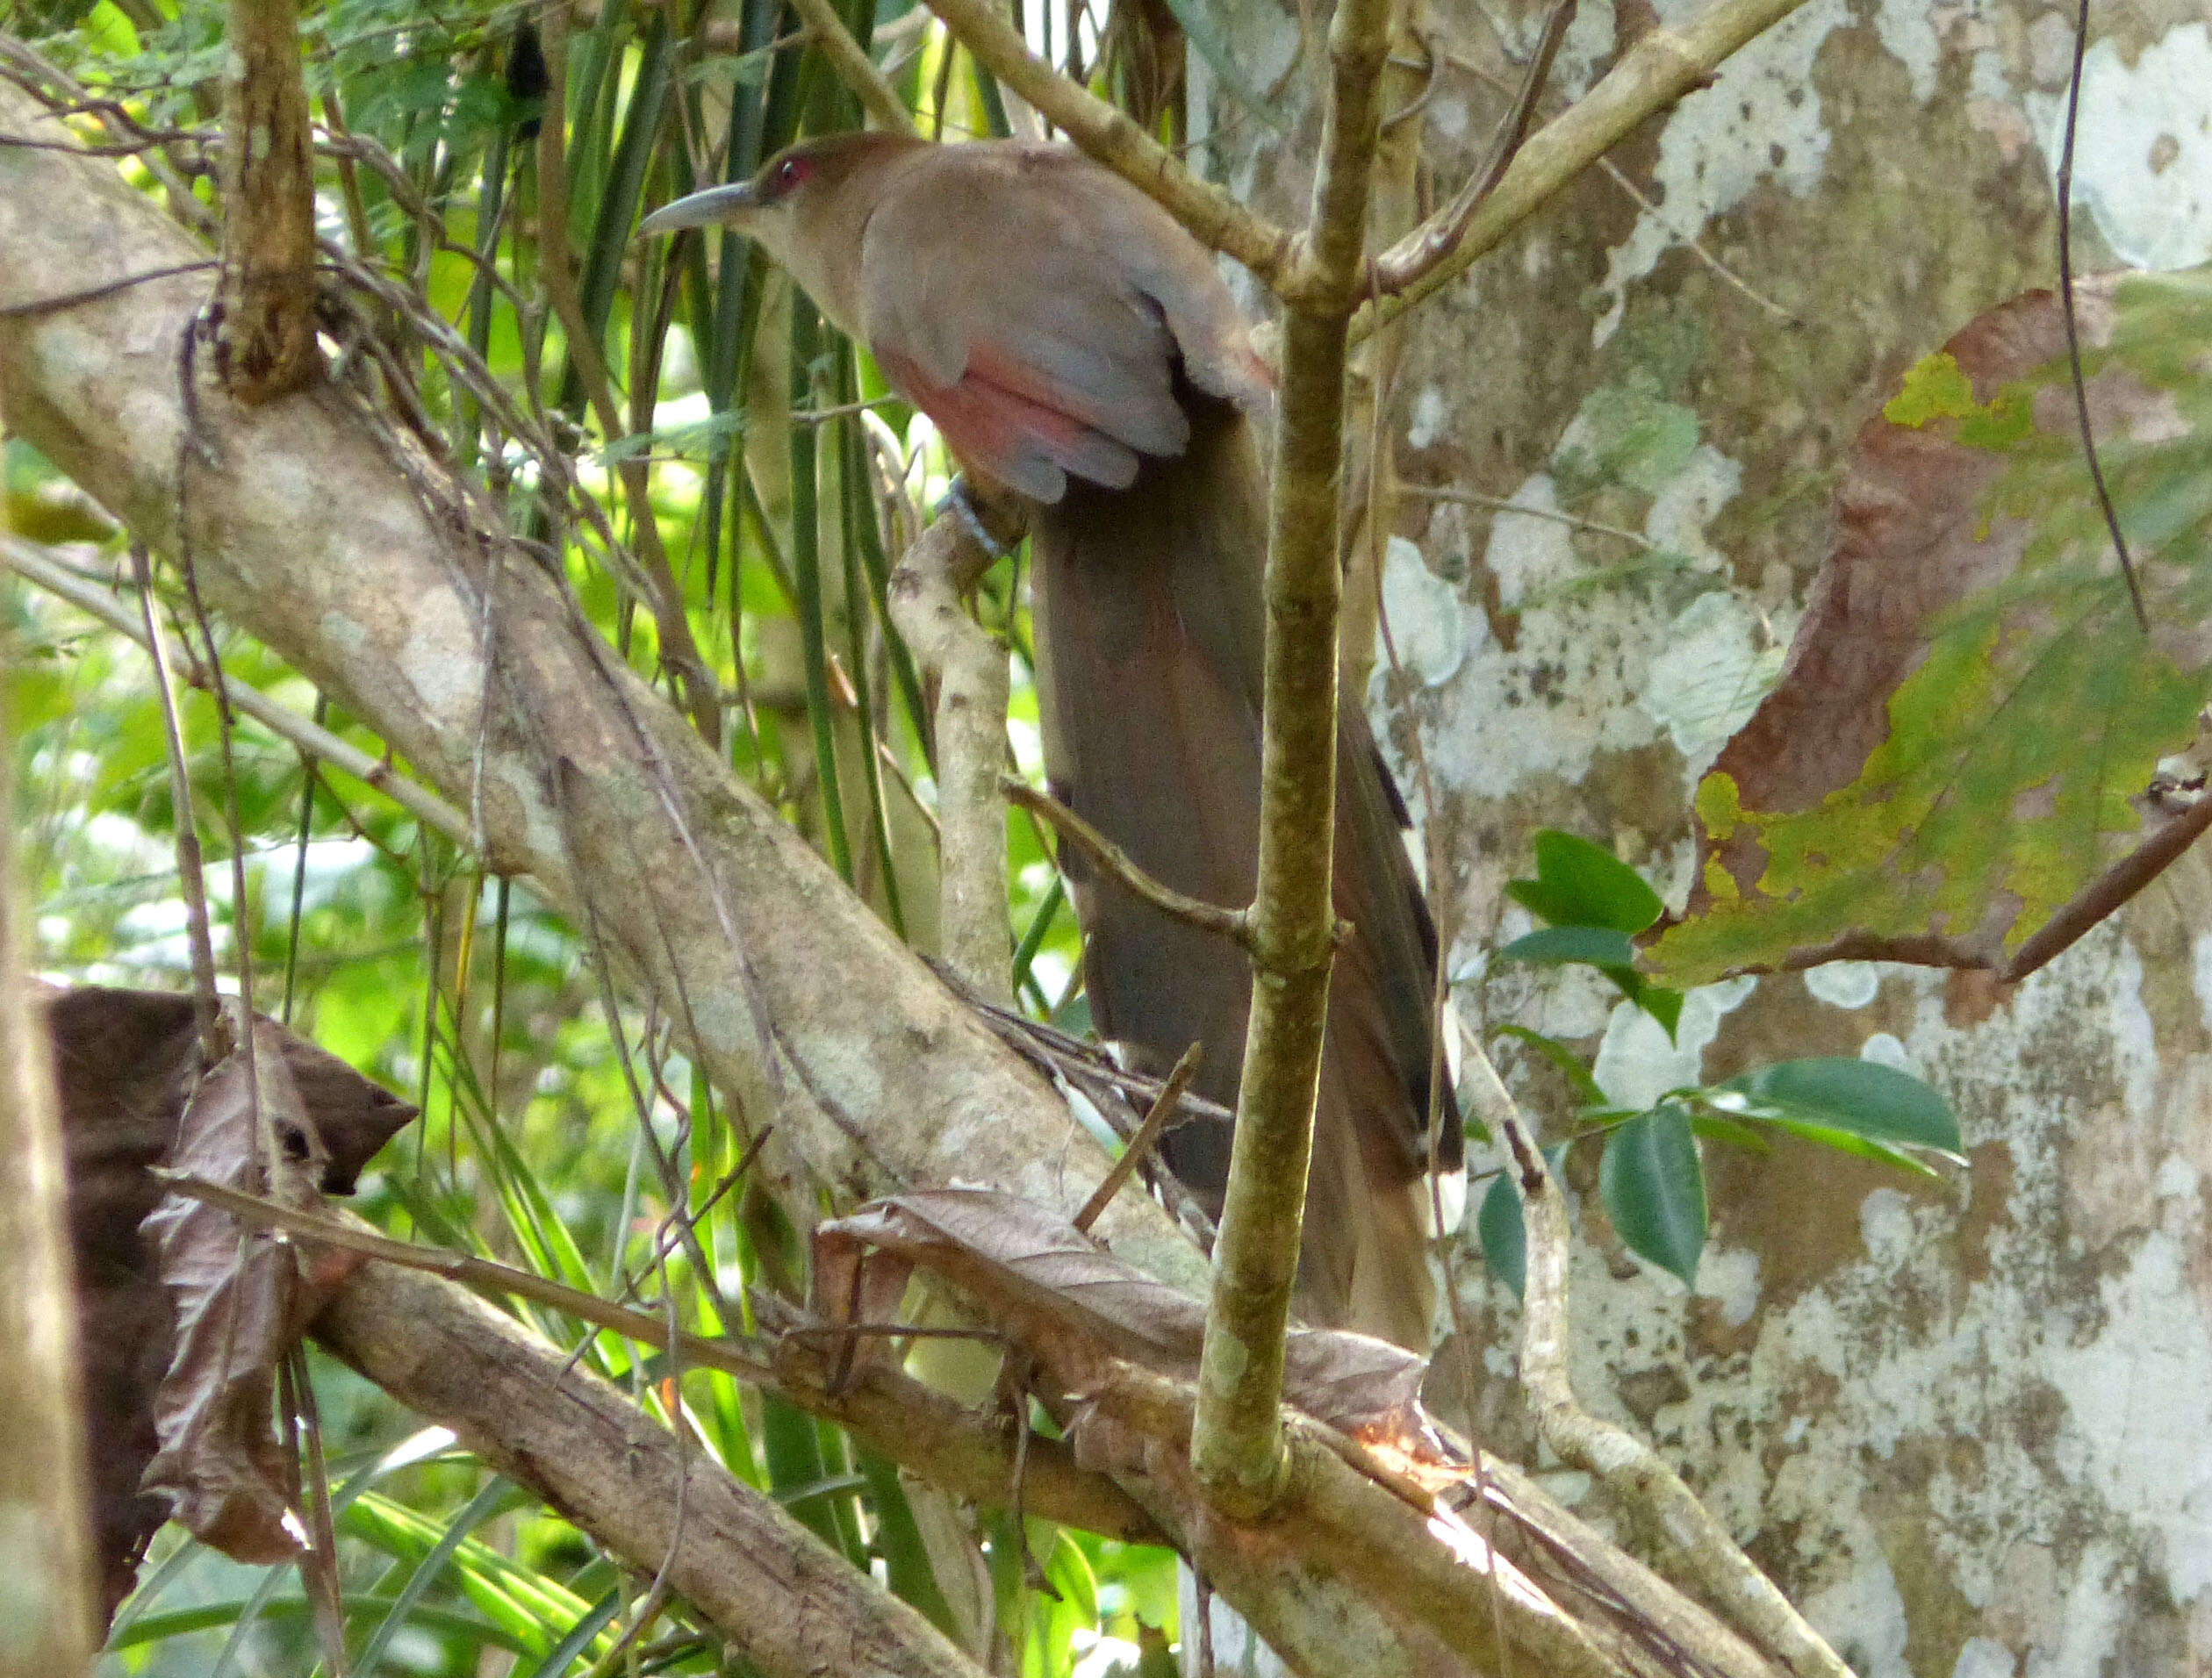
<box><xmin>315</xmin><ymin>1258</ymin><xmax>994</xmax><ymax>1678</ymax></box>
<box><xmin>164</xmin><ymin>1179</ymin><xmax>1158</xmax><ymax>1541</ymax></box>
<box><xmin>886</xmin><ymin>506</ymin><xmax>1023</xmax><ymax>1000</ymax></box>
<box><xmin>1361</xmin><ymin>0</ymin><xmax>1816</xmax><ymax>332</ymax></box>
<box><xmin>1372</xmin><ymin>0</ymin><xmax>1576</xmax><ymax>294</ymax></box>
<box><xmin>1001</xmin><ymin>778</ymin><xmax>1252</xmax><ymax>950</ymax></box>
<box><xmin>1460</xmin><ymin>1032</ymin><xmax>1851</xmax><ymax>1678</ymax></box>
<box><xmin>0</xmin><ymin>72</ymin><xmax>1211</xmax><ymax>1304</ymax></box>
<box><xmin>919</xmin><ymin>0</ymin><xmax>1296</xmax><ymax>292</ymax></box>
<box><xmin>786</xmin><ymin>0</ymin><xmax>917</xmax><ymax>134</ymax></box>
<box><xmin>1188</xmin><ymin>0</ymin><xmax>1397</xmax><ymax>1517</ymax></box>
<box><xmin>213</xmin><ymin>0</ymin><xmax>319</xmax><ymax>401</ymax></box>
<box><xmin>0</xmin><ymin>69</ymin><xmax>1813</xmax><ymax>1678</ymax></box>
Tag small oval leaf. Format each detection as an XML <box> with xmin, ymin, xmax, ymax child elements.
<box><xmin>1476</xmin><ymin>1171</ymin><xmax>1527</xmax><ymax>1297</ymax></box>
<box><xmin>1599</xmin><ymin>1105</ymin><xmax>1706</xmax><ymax>1287</ymax></box>
<box><xmin>1716</xmin><ymin>1058</ymin><xmax>1963</xmax><ymax>1160</ymax></box>
<box><xmin>1507</xmin><ymin>830</ymin><xmax>1665</xmax><ymax>934</ymax></box>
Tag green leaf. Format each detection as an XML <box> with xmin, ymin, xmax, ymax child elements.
<box><xmin>1882</xmin><ymin>350</ymin><xmax>2033</xmax><ymax>448</ymax></box>
<box><xmin>1655</xmin><ymin>272</ymin><xmax>2212</xmax><ymax>988</ymax></box>
<box><xmin>1711</xmin><ymin>1057</ymin><xmax>1964</xmax><ymax>1161</ymax></box>
<box><xmin>1749</xmin><ymin>1115</ymin><xmax>1946</xmax><ymax>1178</ymax></box>
<box><xmin>1688</xmin><ymin>1113</ymin><xmax>1771</xmax><ymax>1152</ymax></box>
<box><xmin>80</xmin><ymin>0</ymin><xmax>139</xmax><ymax>58</ymax></box>
<box><xmin>1492</xmin><ymin>1023</ymin><xmax>1604</xmax><ymax>1107</ymax></box>
<box><xmin>1476</xmin><ymin>1170</ymin><xmax>1527</xmax><ymax>1297</ymax></box>
<box><xmin>517</xmin><ymin>1590</ymin><xmax>626</xmax><ymax>1678</ymax></box>
<box><xmin>1609</xmin><ymin>971</ymin><xmax>1684</xmax><ymax>1041</ymax></box>
<box><xmin>1474</xmin><ymin>1145</ymin><xmax>1566</xmax><ymax>1298</ymax></box>
<box><xmin>1497</xmin><ymin>925</ymin><xmax>1638</xmax><ymax>966</ymax></box>
<box><xmin>1507</xmin><ymin>830</ymin><xmax>1663</xmax><ymax>934</ymax></box>
<box><xmin>1599</xmin><ymin>1104</ymin><xmax>1706</xmax><ymax>1286</ymax></box>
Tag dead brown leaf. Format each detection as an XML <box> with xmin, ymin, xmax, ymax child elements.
<box><xmin>814</xmin><ymin>1188</ymin><xmax>1428</xmax><ymax>1449</ymax></box>
<box><xmin>43</xmin><ymin>985</ymin><xmax>413</xmax><ymax>1615</ymax></box>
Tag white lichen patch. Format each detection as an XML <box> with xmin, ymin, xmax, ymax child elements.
<box><xmin>1803</xmin><ymin>960</ymin><xmax>1884</xmax><ymax>1010</ymax></box>
<box><xmin>1640</xmin><ymin>590</ymin><xmax>1785</xmax><ymax>785</ymax></box>
<box><xmin>395</xmin><ymin>584</ymin><xmax>482</xmax><ymax>728</ymax></box>
<box><xmin>1593</xmin><ymin>0</ymin><xmax>1843</xmax><ymax>346</ymax></box>
<box><xmin>1698</xmin><ymin>1243</ymin><xmax>1763</xmax><ymax>1327</ymax></box>
<box><xmin>2046</xmin><ymin>1230</ymin><xmax>2212</xmax><ymax>1600</ymax></box>
<box><xmin>1591</xmin><ymin>974</ymin><xmax>1757</xmax><ymax>1108</ymax></box>
<box><xmin>488</xmin><ymin>757</ymin><xmax>563</xmax><ymax>865</ymax></box>
<box><xmin>1643</xmin><ymin>444</ymin><xmax>1744</xmax><ymax>563</ymax></box>
<box><xmin>2028</xmin><ymin>23</ymin><xmax>2212</xmax><ymax>273</ymax></box>
<box><xmin>1553</xmin><ymin>0</ymin><xmax>1620</xmax><ymax>100</ymax></box>
<box><xmin>1375</xmin><ymin>535</ymin><xmax>1467</xmax><ymax>687</ymax></box>
<box><xmin>1424</xmin><ymin>476</ymin><xmax>1666</xmax><ymax>797</ymax></box>
<box><xmin>1552</xmin><ymin>928</ymin><xmax>2212</xmax><ymax>1674</ymax></box>
<box><xmin>1407</xmin><ymin>384</ymin><xmax>1449</xmax><ymax>449</ymax></box>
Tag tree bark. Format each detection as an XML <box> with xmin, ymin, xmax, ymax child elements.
<box><xmin>0</xmin><ymin>600</ymin><xmax>98</xmax><ymax>1669</ymax></box>
<box><xmin>316</xmin><ymin>1261</ymin><xmax>989</xmax><ymax>1678</ymax></box>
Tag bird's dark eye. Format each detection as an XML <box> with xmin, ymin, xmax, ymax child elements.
<box><xmin>775</xmin><ymin>157</ymin><xmax>804</xmax><ymax>191</ymax></box>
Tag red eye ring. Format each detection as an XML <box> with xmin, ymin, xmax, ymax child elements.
<box><xmin>776</xmin><ymin>157</ymin><xmax>804</xmax><ymax>189</ymax></box>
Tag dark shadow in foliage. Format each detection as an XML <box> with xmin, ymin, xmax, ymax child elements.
<box><xmin>42</xmin><ymin>985</ymin><xmax>413</xmax><ymax>1625</ymax></box>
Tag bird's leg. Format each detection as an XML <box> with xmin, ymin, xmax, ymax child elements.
<box><xmin>933</xmin><ymin>475</ymin><xmax>1023</xmax><ymax>562</ymax></box>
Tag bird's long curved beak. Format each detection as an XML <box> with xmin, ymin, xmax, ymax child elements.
<box><xmin>639</xmin><ymin>182</ymin><xmax>763</xmax><ymax>237</ymax></box>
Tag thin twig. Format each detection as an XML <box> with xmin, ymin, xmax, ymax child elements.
<box><xmin>919</xmin><ymin>0</ymin><xmax>1296</xmax><ymax>292</ymax></box>
<box><xmin>1399</xmin><ymin>481</ymin><xmax>1655</xmax><ymax>548</ymax></box>
<box><xmin>1374</xmin><ymin>0</ymin><xmax>1577</xmax><ymax>293</ymax></box>
<box><xmin>160</xmin><ymin>1172</ymin><xmax>1154</xmax><ymax>1539</ymax></box>
<box><xmin>887</xmin><ymin>505</ymin><xmax>1024</xmax><ymax>1001</ymax></box>
<box><xmin>2054</xmin><ymin>0</ymin><xmax>2147</xmax><ymax>632</ymax></box>
<box><xmin>1594</xmin><ymin>157</ymin><xmax>1797</xmax><ymax>322</ymax></box>
<box><xmin>1073</xmin><ymin>1042</ymin><xmax>1202</xmax><ymax>1234</ymax></box>
<box><xmin>1190</xmin><ymin>0</ymin><xmax>1399</xmax><ymax>1519</ymax></box>
<box><xmin>0</xmin><ymin>262</ymin><xmax>219</xmax><ymax>317</ymax></box>
<box><xmin>132</xmin><ymin>545</ymin><xmax>226</xmax><ymax>1055</ymax></box>
<box><xmin>784</xmin><ymin>0</ymin><xmax>917</xmax><ymax>133</ymax></box>
<box><xmin>1000</xmin><ymin>778</ymin><xmax>1252</xmax><ymax>950</ymax></box>
<box><xmin>1360</xmin><ymin>0</ymin><xmax>1818</xmax><ymax>335</ymax></box>
<box><xmin>285</xmin><ymin>1346</ymin><xmax>352</xmax><ymax>1675</ymax></box>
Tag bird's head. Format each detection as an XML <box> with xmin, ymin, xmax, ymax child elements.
<box><xmin>638</xmin><ymin>132</ymin><xmax>925</xmax><ymax>337</ymax></box>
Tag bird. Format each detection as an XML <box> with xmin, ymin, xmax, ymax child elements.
<box><xmin>644</xmin><ymin>132</ymin><xmax>1461</xmax><ymax>1349</ymax></box>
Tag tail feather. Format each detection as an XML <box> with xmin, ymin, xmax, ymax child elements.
<box><xmin>1029</xmin><ymin>392</ymin><xmax>1458</xmax><ymax>1348</ymax></box>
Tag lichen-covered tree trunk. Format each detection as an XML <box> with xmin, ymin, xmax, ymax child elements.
<box><xmin>1204</xmin><ymin>0</ymin><xmax>2212</xmax><ymax>1670</ymax></box>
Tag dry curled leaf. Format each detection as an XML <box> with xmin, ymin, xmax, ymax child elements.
<box><xmin>44</xmin><ymin>985</ymin><xmax>413</xmax><ymax>1616</ymax></box>
<box><xmin>140</xmin><ymin>1015</ymin><xmax>329</xmax><ymax>1564</ymax></box>
<box><xmin>814</xmin><ymin>1188</ymin><xmax>1426</xmax><ymax>1448</ymax></box>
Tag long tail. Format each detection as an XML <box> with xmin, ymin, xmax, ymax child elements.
<box><xmin>1027</xmin><ymin>394</ymin><xmax>1459</xmax><ymax>1349</ymax></box>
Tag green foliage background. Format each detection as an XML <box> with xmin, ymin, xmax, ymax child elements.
<box><xmin>7</xmin><ymin>0</ymin><xmax>1172</xmax><ymax>1667</ymax></box>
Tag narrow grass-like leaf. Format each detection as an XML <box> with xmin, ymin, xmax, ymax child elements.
<box><xmin>354</xmin><ymin>1476</ymin><xmax>516</xmax><ymax>1676</ymax></box>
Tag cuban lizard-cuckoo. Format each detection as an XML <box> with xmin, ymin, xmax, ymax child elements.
<box><xmin>643</xmin><ymin>133</ymin><xmax>1461</xmax><ymax>1349</ymax></box>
